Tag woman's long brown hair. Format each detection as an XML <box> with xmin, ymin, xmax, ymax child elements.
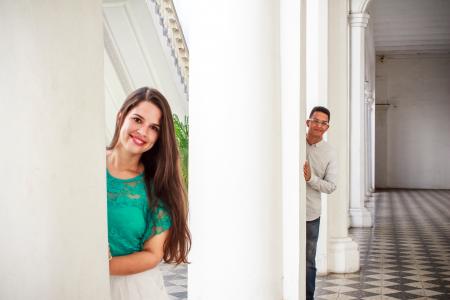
<box><xmin>108</xmin><ymin>87</ymin><xmax>191</xmax><ymax>264</ymax></box>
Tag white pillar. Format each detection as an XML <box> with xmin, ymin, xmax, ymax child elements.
<box><xmin>306</xmin><ymin>0</ymin><xmax>329</xmax><ymax>276</ymax></box>
<box><xmin>365</xmin><ymin>92</ymin><xmax>376</xmax><ymax>208</ymax></box>
<box><xmin>188</xmin><ymin>1</ymin><xmax>283</xmax><ymax>299</ymax></box>
<box><xmin>0</xmin><ymin>1</ymin><xmax>110</xmax><ymax>300</ymax></box>
<box><xmin>327</xmin><ymin>0</ymin><xmax>359</xmax><ymax>273</ymax></box>
<box><xmin>364</xmin><ymin>82</ymin><xmax>370</xmax><ymax>198</ymax></box>
<box><xmin>349</xmin><ymin>13</ymin><xmax>373</xmax><ymax>228</ymax></box>
<box><xmin>369</xmin><ymin>92</ymin><xmax>376</xmax><ymax>192</ymax></box>
<box><xmin>364</xmin><ymin>15</ymin><xmax>376</xmax><ymax>200</ymax></box>
<box><xmin>364</xmin><ymin>83</ymin><xmax>376</xmax><ymax>208</ymax></box>
<box><xmin>281</xmin><ymin>0</ymin><xmax>307</xmax><ymax>298</ymax></box>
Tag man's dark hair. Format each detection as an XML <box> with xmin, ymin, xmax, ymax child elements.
<box><xmin>309</xmin><ymin>106</ymin><xmax>330</xmax><ymax>122</ymax></box>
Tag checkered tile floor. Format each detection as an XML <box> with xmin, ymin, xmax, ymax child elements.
<box><xmin>160</xmin><ymin>189</ymin><xmax>450</xmax><ymax>299</ymax></box>
<box><xmin>316</xmin><ymin>189</ymin><xmax>450</xmax><ymax>300</ymax></box>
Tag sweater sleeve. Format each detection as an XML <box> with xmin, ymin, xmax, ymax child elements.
<box><xmin>306</xmin><ymin>152</ymin><xmax>337</xmax><ymax>194</ymax></box>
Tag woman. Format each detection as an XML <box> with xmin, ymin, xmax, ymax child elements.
<box><xmin>107</xmin><ymin>87</ymin><xmax>191</xmax><ymax>300</ymax></box>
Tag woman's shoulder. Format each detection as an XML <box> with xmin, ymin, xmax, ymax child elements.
<box><xmin>106</xmin><ymin>150</ymin><xmax>112</xmax><ymax>169</ymax></box>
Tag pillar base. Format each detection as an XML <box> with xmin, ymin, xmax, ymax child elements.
<box><xmin>349</xmin><ymin>207</ymin><xmax>373</xmax><ymax>227</ymax></box>
<box><xmin>328</xmin><ymin>237</ymin><xmax>360</xmax><ymax>273</ymax></box>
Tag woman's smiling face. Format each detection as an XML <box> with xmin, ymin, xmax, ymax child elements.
<box><xmin>117</xmin><ymin>100</ymin><xmax>162</xmax><ymax>155</ymax></box>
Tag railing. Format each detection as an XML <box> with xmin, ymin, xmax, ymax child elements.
<box><xmin>150</xmin><ymin>0</ymin><xmax>189</xmax><ymax>95</ymax></box>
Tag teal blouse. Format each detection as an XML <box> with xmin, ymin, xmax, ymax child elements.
<box><xmin>107</xmin><ymin>170</ymin><xmax>172</xmax><ymax>257</ymax></box>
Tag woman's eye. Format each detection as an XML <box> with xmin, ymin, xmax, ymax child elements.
<box><xmin>132</xmin><ymin>117</ymin><xmax>142</xmax><ymax>124</ymax></box>
<box><xmin>151</xmin><ymin>125</ymin><xmax>160</xmax><ymax>132</ymax></box>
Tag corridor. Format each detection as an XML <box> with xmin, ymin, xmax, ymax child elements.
<box><xmin>316</xmin><ymin>189</ymin><xmax>450</xmax><ymax>299</ymax></box>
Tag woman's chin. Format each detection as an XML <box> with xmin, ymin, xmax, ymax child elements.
<box><xmin>124</xmin><ymin>145</ymin><xmax>147</xmax><ymax>155</ymax></box>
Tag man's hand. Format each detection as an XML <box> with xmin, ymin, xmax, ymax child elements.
<box><xmin>303</xmin><ymin>161</ymin><xmax>311</xmax><ymax>181</ymax></box>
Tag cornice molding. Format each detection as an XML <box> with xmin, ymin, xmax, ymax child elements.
<box><xmin>149</xmin><ymin>0</ymin><xmax>189</xmax><ymax>94</ymax></box>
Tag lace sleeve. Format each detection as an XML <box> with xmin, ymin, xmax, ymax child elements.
<box><xmin>142</xmin><ymin>203</ymin><xmax>172</xmax><ymax>243</ymax></box>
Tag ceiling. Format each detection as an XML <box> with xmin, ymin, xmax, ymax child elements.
<box><xmin>370</xmin><ymin>0</ymin><xmax>450</xmax><ymax>54</ymax></box>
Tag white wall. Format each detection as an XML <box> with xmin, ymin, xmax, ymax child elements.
<box><xmin>375</xmin><ymin>105</ymin><xmax>389</xmax><ymax>187</ymax></box>
<box><xmin>375</xmin><ymin>55</ymin><xmax>450</xmax><ymax>189</ymax></box>
<box><xmin>0</xmin><ymin>1</ymin><xmax>110</xmax><ymax>299</ymax></box>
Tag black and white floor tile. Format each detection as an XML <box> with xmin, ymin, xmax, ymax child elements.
<box><xmin>316</xmin><ymin>189</ymin><xmax>450</xmax><ymax>300</ymax></box>
<box><xmin>160</xmin><ymin>189</ymin><xmax>450</xmax><ymax>300</ymax></box>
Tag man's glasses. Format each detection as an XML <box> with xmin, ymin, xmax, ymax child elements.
<box><xmin>308</xmin><ymin>118</ymin><xmax>329</xmax><ymax>127</ymax></box>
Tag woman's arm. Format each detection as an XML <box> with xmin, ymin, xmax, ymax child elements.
<box><xmin>109</xmin><ymin>230</ymin><xmax>169</xmax><ymax>276</ymax></box>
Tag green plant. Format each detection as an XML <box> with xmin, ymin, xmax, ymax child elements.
<box><xmin>173</xmin><ymin>114</ymin><xmax>189</xmax><ymax>188</ymax></box>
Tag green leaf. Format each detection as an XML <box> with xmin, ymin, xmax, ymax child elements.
<box><xmin>173</xmin><ymin>114</ymin><xmax>189</xmax><ymax>189</ymax></box>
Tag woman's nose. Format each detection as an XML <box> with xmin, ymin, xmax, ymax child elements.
<box><xmin>137</xmin><ymin>126</ymin><xmax>147</xmax><ymax>136</ymax></box>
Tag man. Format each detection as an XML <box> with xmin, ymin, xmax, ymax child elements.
<box><xmin>304</xmin><ymin>106</ymin><xmax>337</xmax><ymax>300</ymax></box>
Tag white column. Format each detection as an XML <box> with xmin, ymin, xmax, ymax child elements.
<box><xmin>0</xmin><ymin>2</ymin><xmax>110</xmax><ymax>300</ymax></box>
<box><xmin>188</xmin><ymin>1</ymin><xmax>283</xmax><ymax>299</ymax></box>
<box><xmin>364</xmin><ymin>81</ymin><xmax>374</xmax><ymax>208</ymax></box>
<box><xmin>364</xmin><ymin>15</ymin><xmax>376</xmax><ymax>200</ymax></box>
<box><xmin>281</xmin><ymin>0</ymin><xmax>307</xmax><ymax>298</ymax></box>
<box><xmin>306</xmin><ymin>0</ymin><xmax>329</xmax><ymax>276</ymax></box>
<box><xmin>364</xmin><ymin>82</ymin><xmax>370</xmax><ymax>199</ymax></box>
<box><xmin>349</xmin><ymin>13</ymin><xmax>373</xmax><ymax>228</ymax></box>
<box><xmin>369</xmin><ymin>92</ymin><xmax>376</xmax><ymax>192</ymax></box>
<box><xmin>365</xmin><ymin>92</ymin><xmax>376</xmax><ymax>208</ymax></box>
<box><xmin>327</xmin><ymin>0</ymin><xmax>359</xmax><ymax>273</ymax></box>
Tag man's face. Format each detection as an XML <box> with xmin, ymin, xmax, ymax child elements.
<box><xmin>306</xmin><ymin>111</ymin><xmax>329</xmax><ymax>139</ymax></box>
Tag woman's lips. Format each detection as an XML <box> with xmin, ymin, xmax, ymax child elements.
<box><xmin>130</xmin><ymin>135</ymin><xmax>145</xmax><ymax>146</ymax></box>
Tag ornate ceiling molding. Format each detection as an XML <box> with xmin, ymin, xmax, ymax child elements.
<box><xmin>149</xmin><ymin>0</ymin><xmax>189</xmax><ymax>94</ymax></box>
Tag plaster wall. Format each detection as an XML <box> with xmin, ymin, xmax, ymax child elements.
<box><xmin>375</xmin><ymin>56</ymin><xmax>450</xmax><ymax>189</ymax></box>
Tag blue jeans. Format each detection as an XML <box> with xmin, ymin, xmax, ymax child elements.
<box><xmin>306</xmin><ymin>218</ymin><xmax>320</xmax><ymax>300</ymax></box>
